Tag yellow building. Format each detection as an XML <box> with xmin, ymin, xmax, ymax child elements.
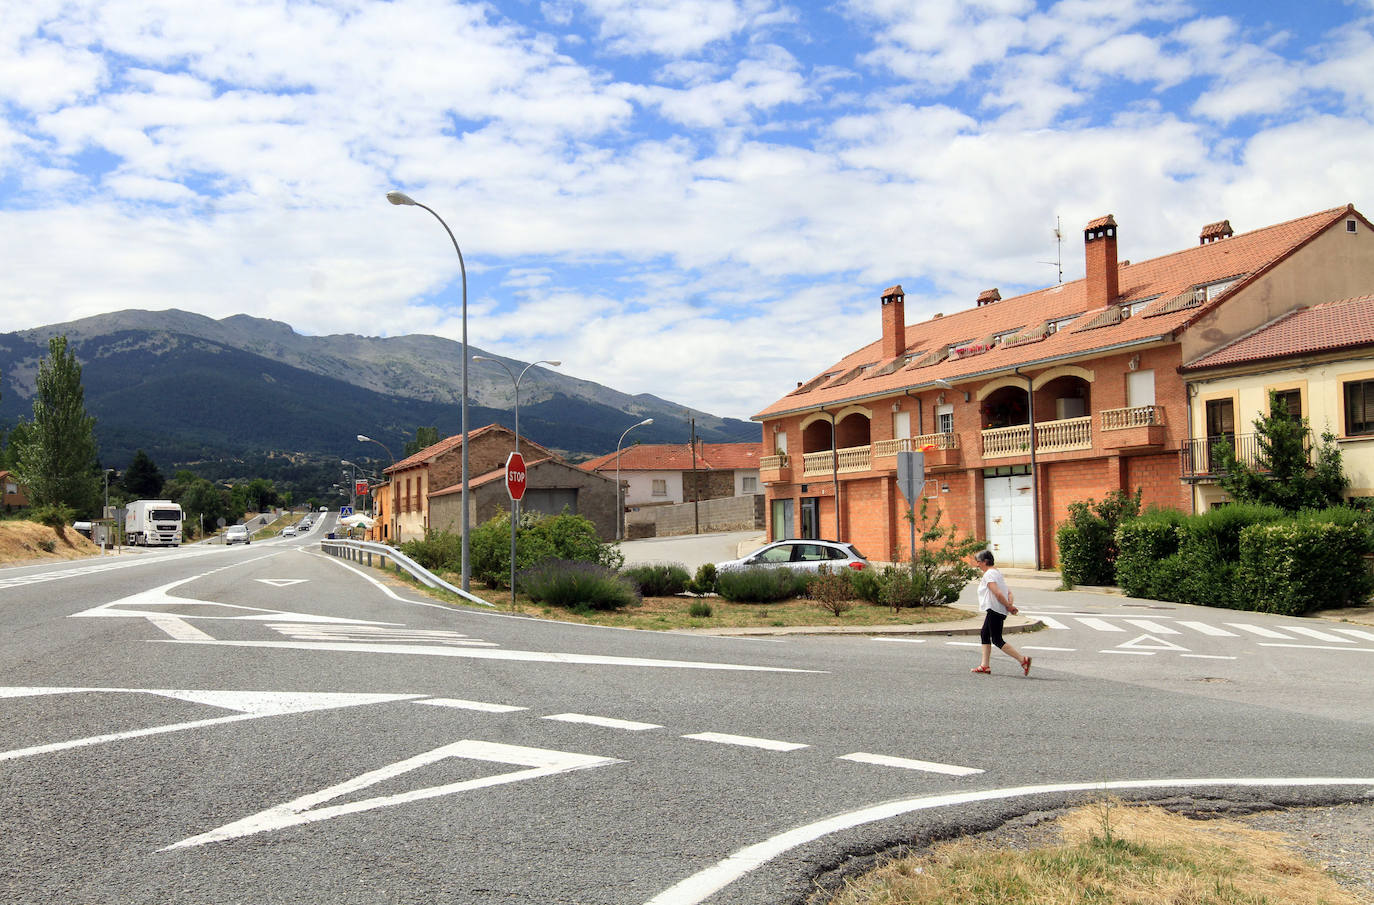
<box><xmin>1180</xmin><ymin>294</ymin><xmax>1374</xmax><ymax>511</ymax></box>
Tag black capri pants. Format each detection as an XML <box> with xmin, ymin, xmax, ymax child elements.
<box><xmin>980</xmin><ymin>610</ymin><xmax>1007</xmax><ymax>648</ymax></box>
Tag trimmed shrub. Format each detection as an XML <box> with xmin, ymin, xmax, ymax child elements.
<box><xmin>1055</xmin><ymin>489</ymin><xmax>1141</xmax><ymax>587</ymax></box>
<box><xmin>689</xmin><ymin>562</ymin><xmax>718</xmax><ymax>595</ymax></box>
<box><xmin>516</xmin><ymin>559</ymin><xmax>640</xmax><ymax>610</ymax></box>
<box><xmin>1172</xmin><ymin>504</ymin><xmax>1285</xmax><ymax>608</ymax></box>
<box><xmin>688</xmin><ymin>600</ymin><xmax>713</xmax><ymax>618</ymax></box>
<box><xmin>1238</xmin><ymin>519</ymin><xmax>1374</xmax><ymax>615</ymax></box>
<box><xmin>623</xmin><ymin>563</ymin><xmax>691</xmax><ymax>597</ymax></box>
<box><xmin>471</xmin><ymin>511</ymin><xmax>624</xmax><ymax>589</ymax></box>
<box><xmin>399</xmin><ymin>529</ymin><xmax>462</xmax><ymax>572</ymax></box>
<box><xmin>1115</xmin><ymin>509</ymin><xmax>1185</xmax><ymax>599</ymax></box>
<box><xmin>716</xmin><ymin>567</ymin><xmax>810</xmax><ymax>603</ymax></box>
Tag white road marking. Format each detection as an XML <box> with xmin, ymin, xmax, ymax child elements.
<box><xmin>0</xmin><ymin>688</ymin><xmax>422</xmax><ymax>761</ymax></box>
<box><xmin>1023</xmin><ymin>645</ymin><xmax>1075</xmax><ymax>652</ymax></box>
<box><xmin>544</xmin><ymin>713</ymin><xmax>662</xmax><ymax>731</ymax></box>
<box><xmin>1258</xmin><ymin>643</ymin><xmax>1374</xmax><ymax>653</ymax></box>
<box><xmin>155</xmin><ymin>639</ymin><xmax>823</xmax><ymax>672</ymax></box>
<box><xmin>0</xmin><ymin>547</ymin><xmax>225</xmax><ymax>589</ymax></box>
<box><xmin>1335</xmin><ymin>628</ymin><xmax>1374</xmax><ymax>642</ymax></box>
<box><xmin>1181</xmin><ymin>654</ymin><xmax>1237</xmax><ymax>660</ymax></box>
<box><xmin>1177</xmin><ymin>621</ymin><xmax>1238</xmax><ymax>637</ymax></box>
<box><xmin>1117</xmin><ymin>634</ymin><xmax>1190</xmax><ymax>652</ymax></box>
<box><xmin>871</xmin><ymin>637</ymin><xmax>926</xmax><ymax>644</ymax></box>
<box><xmin>1124</xmin><ymin>619</ymin><xmax>1180</xmax><ymax>634</ymax></box>
<box><xmin>1281</xmin><ymin>625</ymin><xmax>1355</xmax><ymax>643</ymax></box>
<box><xmin>642</xmin><ymin>777</ymin><xmax>1374</xmax><ymax>905</ymax></box>
<box><xmin>1227</xmin><ymin>623</ymin><xmax>1292</xmax><ymax>639</ymax></box>
<box><xmin>164</xmin><ymin>740</ymin><xmax>620</xmax><ymax>850</ymax></box>
<box><xmin>1031</xmin><ymin>614</ymin><xmax>1070</xmax><ymax>629</ymax></box>
<box><xmin>1102</xmin><ymin>650</ymin><xmax>1154</xmax><ymax>656</ymax></box>
<box><xmin>838</xmin><ymin>752</ymin><xmax>982</xmax><ymax>776</ymax></box>
<box><xmin>1076</xmin><ymin>617</ymin><xmax>1125</xmax><ymax>632</ymax></box>
<box><xmin>254</xmin><ymin>579</ymin><xmax>309</xmax><ymax>587</ymax></box>
<box><xmin>683</xmin><ymin>732</ymin><xmax>808</xmax><ymax>752</ymax></box>
<box><xmin>146</xmin><ymin>616</ymin><xmax>214</xmax><ymax>641</ymax></box>
<box><xmin>413</xmin><ymin>698</ymin><xmax>527</xmax><ymax>713</ymax></box>
<box><xmin>266</xmin><ymin>623</ymin><xmax>497</xmax><ymax>647</ymax></box>
<box><xmin>945</xmin><ymin>641</ymin><xmax>980</xmax><ymax>647</ymax></box>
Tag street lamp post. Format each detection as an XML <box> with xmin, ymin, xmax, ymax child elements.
<box><xmin>615</xmin><ymin>418</ymin><xmax>654</xmax><ymax>542</ymax></box>
<box><xmin>473</xmin><ymin>357</ymin><xmax>562</xmax><ymax>610</ymax></box>
<box><xmin>388</xmin><ymin>190</ymin><xmax>471</xmax><ymax>590</ymax></box>
<box><xmin>341</xmin><ymin>460</ymin><xmax>356</xmax><ymax>513</ymax></box>
<box><xmin>357</xmin><ymin>434</ymin><xmax>396</xmax><ymax>542</ymax></box>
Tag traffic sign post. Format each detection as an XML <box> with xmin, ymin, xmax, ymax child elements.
<box><xmin>896</xmin><ymin>450</ymin><xmax>926</xmax><ymax>568</ymax></box>
<box><xmin>340</xmin><ymin>506</ymin><xmax>354</xmax><ymax>518</ymax></box>
<box><xmin>504</xmin><ymin>453</ymin><xmax>528</xmax><ymax>610</ymax></box>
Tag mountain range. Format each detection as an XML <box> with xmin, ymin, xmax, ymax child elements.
<box><xmin>0</xmin><ymin>310</ymin><xmax>759</xmax><ymax>479</ymax></box>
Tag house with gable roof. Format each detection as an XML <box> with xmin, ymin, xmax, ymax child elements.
<box><xmin>1179</xmin><ymin>293</ymin><xmax>1374</xmax><ymax>511</ymax></box>
<box><xmin>578</xmin><ymin>442</ymin><xmax>762</xmax><ymax>508</ymax></box>
<box><xmin>753</xmin><ymin>205</ymin><xmax>1374</xmax><ymax>569</ymax></box>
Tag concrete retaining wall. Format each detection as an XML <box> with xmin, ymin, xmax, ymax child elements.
<box><xmin>626</xmin><ymin>494</ymin><xmax>764</xmax><ymax>538</ymax></box>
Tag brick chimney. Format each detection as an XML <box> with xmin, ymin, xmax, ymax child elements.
<box><xmin>1083</xmin><ymin>215</ymin><xmax>1119</xmax><ymax>308</ymax></box>
<box><xmin>1199</xmin><ymin>219</ymin><xmax>1233</xmax><ymax>244</ymax></box>
<box><xmin>880</xmin><ymin>284</ymin><xmax>906</xmax><ymax>359</ymax></box>
<box><xmin>976</xmin><ymin>288</ymin><xmax>1001</xmax><ymax>307</ymax></box>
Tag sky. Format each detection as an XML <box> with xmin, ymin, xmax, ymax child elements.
<box><xmin>3</xmin><ymin>0</ymin><xmax>1373</xmax><ymax>421</ymax></box>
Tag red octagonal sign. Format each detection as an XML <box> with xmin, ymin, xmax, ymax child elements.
<box><xmin>505</xmin><ymin>451</ymin><xmax>527</xmax><ymax>501</ymax></box>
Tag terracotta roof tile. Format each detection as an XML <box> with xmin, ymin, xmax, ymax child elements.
<box><xmin>754</xmin><ymin>206</ymin><xmax>1352</xmax><ymax>420</ymax></box>
<box><xmin>579</xmin><ymin>442</ymin><xmax>762</xmax><ymax>472</ymax></box>
<box><xmin>383</xmin><ymin>424</ymin><xmax>556</xmax><ymax>474</ymax></box>
<box><xmin>1183</xmin><ymin>295</ymin><xmax>1374</xmax><ymax>369</ymax></box>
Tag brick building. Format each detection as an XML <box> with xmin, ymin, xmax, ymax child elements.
<box><xmin>579</xmin><ymin>442</ymin><xmax>762</xmax><ymax>506</ymax></box>
<box><xmin>430</xmin><ymin>457</ymin><xmax>619</xmax><ymax>540</ymax></box>
<box><xmin>754</xmin><ymin>205</ymin><xmax>1374</xmax><ymax>568</ymax></box>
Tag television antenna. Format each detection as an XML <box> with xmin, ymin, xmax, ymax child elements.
<box><xmin>1038</xmin><ymin>215</ymin><xmax>1063</xmax><ymax>283</ymax></box>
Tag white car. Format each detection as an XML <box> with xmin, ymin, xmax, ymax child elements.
<box><xmin>280</xmin><ymin>526</ymin><xmax>297</xmax><ymax>537</ymax></box>
<box><xmin>224</xmin><ymin>525</ymin><xmax>251</xmax><ymax>545</ymax></box>
<box><xmin>716</xmin><ymin>539</ymin><xmax>869</xmax><ymax>573</ymax></box>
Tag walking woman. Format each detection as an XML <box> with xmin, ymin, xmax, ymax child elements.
<box><xmin>971</xmin><ymin>549</ymin><xmax>1031</xmax><ymax>676</ymax></box>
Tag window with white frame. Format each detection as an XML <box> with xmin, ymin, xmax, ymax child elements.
<box><xmin>651</xmin><ymin>479</ymin><xmax>668</xmax><ymax>497</ymax></box>
<box><xmin>936</xmin><ymin>404</ymin><xmax>954</xmax><ymax>434</ymax></box>
<box><xmin>742</xmin><ymin>476</ymin><xmax>758</xmax><ymax>493</ymax></box>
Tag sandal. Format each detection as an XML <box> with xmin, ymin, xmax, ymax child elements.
<box><xmin>970</xmin><ymin>666</ymin><xmax>991</xmax><ymax>674</ymax></box>
<box><xmin>1022</xmin><ymin>656</ymin><xmax>1032</xmax><ymax>677</ymax></box>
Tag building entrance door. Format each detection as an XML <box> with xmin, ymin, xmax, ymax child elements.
<box><xmin>800</xmin><ymin>497</ymin><xmax>820</xmax><ymax>539</ymax></box>
<box><xmin>771</xmin><ymin>499</ymin><xmax>794</xmax><ymax>541</ymax></box>
<box><xmin>983</xmin><ymin>473</ymin><xmax>1036</xmax><ymax>568</ymax></box>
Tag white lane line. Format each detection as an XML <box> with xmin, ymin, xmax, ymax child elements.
<box><xmin>1281</xmin><ymin>626</ymin><xmax>1355</xmax><ymax>643</ymax></box>
<box><xmin>1258</xmin><ymin>643</ymin><xmax>1374</xmax><ymax>653</ymax></box>
<box><xmin>946</xmin><ymin>641</ymin><xmax>980</xmax><ymax>647</ymax></box>
<box><xmin>1023</xmin><ymin>614</ymin><xmax>1069</xmax><ymax>629</ymax></box>
<box><xmin>872</xmin><ymin>638</ymin><xmax>926</xmax><ymax>644</ymax></box>
<box><xmin>1024</xmin><ymin>645</ymin><xmax>1075</xmax><ymax>652</ymax></box>
<box><xmin>1227</xmin><ymin>623</ymin><xmax>1293</xmax><ymax>639</ymax></box>
<box><xmin>1102</xmin><ymin>650</ymin><xmax>1154</xmax><ymax>656</ymax></box>
<box><xmin>155</xmin><ymin>639</ymin><xmax>823</xmax><ymax>672</ymax></box>
<box><xmin>146</xmin><ymin>615</ymin><xmax>214</xmax><ymax>641</ymax></box>
<box><xmin>1334</xmin><ymin>628</ymin><xmax>1374</xmax><ymax>642</ymax></box>
<box><xmin>838</xmin><ymin>752</ymin><xmax>983</xmax><ymax>776</ymax></box>
<box><xmin>683</xmin><ymin>732</ymin><xmax>808</xmax><ymax>752</ymax></box>
<box><xmin>413</xmin><ymin>698</ymin><xmax>527</xmax><ymax>713</ymax></box>
<box><xmin>1177</xmin><ymin>621</ymin><xmax>1238</xmax><ymax>637</ymax></box>
<box><xmin>1076</xmin><ymin>617</ymin><xmax>1125</xmax><ymax>632</ymax></box>
<box><xmin>544</xmin><ymin>713</ymin><xmax>663</xmax><ymax>731</ymax></box>
<box><xmin>1181</xmin><ymin>654</ymin><xmax>1238</xmax><ymax>660</ymax></box>
<box><xmin>642</xmin><ymin>777</ymin><xmax>1374</xmax><ymax>905</ymax></box>
<box><xmin>1124</xmin><ymin>619</ymin><xmax>1180</xmax><ymax>634</ymax></box>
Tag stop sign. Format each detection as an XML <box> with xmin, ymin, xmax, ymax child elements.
<box><xmin>505</xmin><ymin>452</ymin><xmax>527</xmax><ymax>501</ymax></box>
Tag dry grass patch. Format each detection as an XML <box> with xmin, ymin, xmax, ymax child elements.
<box><xmin>830</xmin><ymin>800</ymin><xmax>1362</xmax><ymax>905</ymax></box>
<box><xmin>0</xmin><ymin>520</ymin><xmax>100</xmax><ymax>565</ymax></box>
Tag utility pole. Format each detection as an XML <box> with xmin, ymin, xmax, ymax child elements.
<box><xmin>690</xmin><ymin>417</ymin><xmax>700</xmax><ymax>535</ymax></box>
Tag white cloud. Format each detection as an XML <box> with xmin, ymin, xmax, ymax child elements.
<box><xmin>577</xmin><ymin>0</ymin><xmax>753</xmax><ymax>57</ymax></box>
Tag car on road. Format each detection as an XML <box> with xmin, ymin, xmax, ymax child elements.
<box><xmin>715</xmin><ymin>539</ymin><xmax>869</xmax><ymax>572</ymax></box>
<box><xmin>319</xmin><ymin>506</ymin><xmax>328</xmax><ymax>511</ymax></box>
<box><xmin>224</xmin><ymin>525</ymin><xmax>250</xmax><ymax>545</ymax></box>
<box><xmin>280</xmin><ymin>526</ymin><xmax>297</xmax><ymax>537</ymax></box>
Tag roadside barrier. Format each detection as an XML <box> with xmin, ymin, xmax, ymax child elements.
<box><xmin>319</xmin><ymin>539</ymin><xmax>494</xmax><ymax>608</ymax></box>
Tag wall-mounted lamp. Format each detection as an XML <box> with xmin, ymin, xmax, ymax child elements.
<box><xmin>891</xmin><ymin>401</ymin><xmax>901</xmax><ymax>412</ymax></box>
<box><xmin>935</xmin><ymin>393</ymin><xmax>946</xmax><ymax>406</ymax></box>
<box><xmin>1128</xmin><ymin>354</ymin><xmax>1140</xmax><ymax>371</ymax></box>
<box><xmin>941</xmin><ymin>483</ymin><xmax>950</xmax><ymax>493</ymax></box>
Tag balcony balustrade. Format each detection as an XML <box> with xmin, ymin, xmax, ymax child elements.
<box><xmin>872</xmin><ymin>432</ymin><xmax>959</xmax><ymax>457</ymax></box>
<box><xmin>801</xmin><ymin>444</ymin><xmax>872</xmax><ymax>477</ymax></box>
<box><xmin>1101</xmin><ymin>404</ymin><xmax>1162</xmax><ymax>430</ymax></box>
<box><xmin>1179</xmin><ymin>433</ymin><xmax>1298</xmax><ymax>478</ymax></box>
<box><xmin>981</xmin><ymin>416</ymin><xmax>1093</xmax><ymax>459</ymax></box>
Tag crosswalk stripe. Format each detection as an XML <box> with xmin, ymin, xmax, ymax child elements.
<box><xmin>414</xmin><ymin>698</ymin><xmax>527</xmax><ymax>713</ymax></box>
<box><xmin>1334</xmin><ymin>628</ymin><xmax>1374</xmax><ymax>642</ymax></box>
<box><xmin>1226</xmin><ymin>623</ymin><xmax>1292</xmax><ymax>639</ymax></box>
<box><xmin>1076</xmin><ymin>617</ymin><xmax>1125</xmax><ymax>632</ymax></box>
<box><xmin>1033</xmin><ymin>615</ymin><xmax>1070</xmax><ymax>630</ymax></box>
<box><xmin>1281</xmin><ymin>626</ymin><xmax>1354</xmax><ymax>643</ymax></box>
<box><xmin>544</xmin><ymin>713</ymin><xmax>662</xmax><ymax>731</ymax></box>
<box><xmin>1177</xmin><ymin>621</ymin><xmax>1237</xmax><ymax>636</ymax></box>
<box><xmin>839</xmin><ymin>752</ymin><xmax>983</xmax><ymax>776</ymax></box>
<box><xmin>1124</xmin><ymin>619</ymin><xmax>1179</xmax><ymax>634</ymax></box>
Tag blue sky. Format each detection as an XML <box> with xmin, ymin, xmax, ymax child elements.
<box><xmin>2</xmin><ymin>0</ymin><xmax>1373</xmax><ymax>420</ymax></box>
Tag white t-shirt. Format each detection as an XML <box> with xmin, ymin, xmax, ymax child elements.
<box><xmin>977</xmin><ymin>567</ymin><xmax>1010</xmax><ymax>615</ymax></box>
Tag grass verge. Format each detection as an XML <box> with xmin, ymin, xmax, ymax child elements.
<box><xmin>828</xmin><ymin>799</ymin><xmax>1363</xmax><ymax>905</ymax></box>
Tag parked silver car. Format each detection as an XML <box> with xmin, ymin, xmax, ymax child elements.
<box><xmin>716</xmin><ymin>539</ymin><xmax>869</xmax><ymax>572</ymax></box>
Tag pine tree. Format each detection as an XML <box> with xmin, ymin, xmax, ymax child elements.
<box><xmin>1216</xmin><ymin>389</ymin><xmax>1348</xmax><ymax>511</ymax></box>
<box><xmin>404</xmin><ymin>426</ymin><xmax>440</xmax><ymax>456</ymax></box>
<box><xmin>12</xmin><ymin>336</ymin><xmax>101</xmax><ymax>514</ymax></box>
<box><xmin>123</xmin><ymin>449</ymin><xmax>165</xmax><ymax>498</ymax></box>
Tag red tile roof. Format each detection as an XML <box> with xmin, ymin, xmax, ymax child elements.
<box><xmin>754</xmin><ymin>205</ymin><xmax>1357</xmax><ymax>420</ymax></box>
<box><xmin>579</xmin><ymin>442</ymin><xmax>762</xmax><ymax>473</ymax></box>
<box><xmin>383</xmin><ymin>424</ymin><xmax>556</xmax><ymax>474</ymax></box>
<box><xmin>1182</xmin><ymin>295</ymin><xmax>1374</xmax><ymax>370</ymax></box>
<box><xmin>430</xmin><ymin>457</ymin><xmax>556</xmax><ymax>497</ymax></box>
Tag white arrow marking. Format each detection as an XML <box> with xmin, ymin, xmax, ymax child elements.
<box><xmin>1117</xmin><ymin>633</ymin><xmax>1190</xmax><ymax>652</ymax></box>
<box><xmin>164</xmin><ymin>740</ymin><xmax>620</xmax><ymax>850</ymax></box>
<box><xmin>71</xmin><ymin>577</ymin><xmax>399</xmax><ymax>629</ymax></box>
<box><xmin>254</xmin><ymin>579</ymin><xmax>309</xmax><ymax>587</ymax></box>
<box><xmin>0</xmin><ymin>688</ymin><xmax>423</xmax><ymax>761</ymax></box>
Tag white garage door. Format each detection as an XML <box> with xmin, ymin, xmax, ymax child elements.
<box><xmin>984</xmin><ymin>474</ymin><xmax>1036</xmax><ymax>569</ymax></box>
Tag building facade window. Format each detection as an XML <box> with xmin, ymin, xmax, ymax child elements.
<box><xmin>742</xmin><ymin>476</ymin><xmax>758</xmax><ymax>493</ymax></box>
<box><xmin>1344</xmin><ymin>380</ymin><xmax>1374</xmax><ymax>436</ymax></box>
<box><xmin>936</xmin><ymin>404</ymin><xmax>954</xmax><ymax>434</ymax></box>
<box><xmin>1273</xmin><ymin>388</ymin><xmax>1302</xmax><ymax>418</ymax></box>
<box><xmin>651</xmin><ymin>479</ymin><xmax>668</xmax><ymax>497</ymax></box>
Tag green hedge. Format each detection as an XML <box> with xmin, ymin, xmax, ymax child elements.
<box><xmin>716</xmin><ymin>567</ymin><xmax>811</xmax><ymax>603</ymax></box>
<box><xmin>1114</xmin><ymin>510</ymin><xmax>1184</xmax><ymax>599</ymax></box>
<box><xmin>622</xmin><ymin>562</ymin><xmax>691</xmax><ymax>596</ymax></box>
<box><xmin>1238</xmin><ymin>519</ymin><xmax>1374</xmax><ymax>615</ymax></box>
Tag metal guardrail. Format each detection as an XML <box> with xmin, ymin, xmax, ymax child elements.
<box><xmin>320</xmin><ymin>539</ymin><xmax>494</xmax><ymax>608</ymax></box>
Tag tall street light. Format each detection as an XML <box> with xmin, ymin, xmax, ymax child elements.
<box><xmin>615</xmin><ymin>418</ymin><xmax>654</xmax><ymax>541</ymax></box>
<box><xmin>358</xmin><ymin>434</ymin><xmax>395</xmax><ymax>542</ymax></box>
<box><xmin>387</xmin><ymin>190</ymin><xmax>471</xmax><ymax>590</ymax></box>
<box><xmin>341</xmin><ymin>460</ymin><xmax>357</xmax><ymax>513</ymax></box>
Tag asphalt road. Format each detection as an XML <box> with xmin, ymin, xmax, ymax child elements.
<box><xmin>2</xmin><ymin>527</ymin><xmax>1371</xmax><ymax>904</ymax></box>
